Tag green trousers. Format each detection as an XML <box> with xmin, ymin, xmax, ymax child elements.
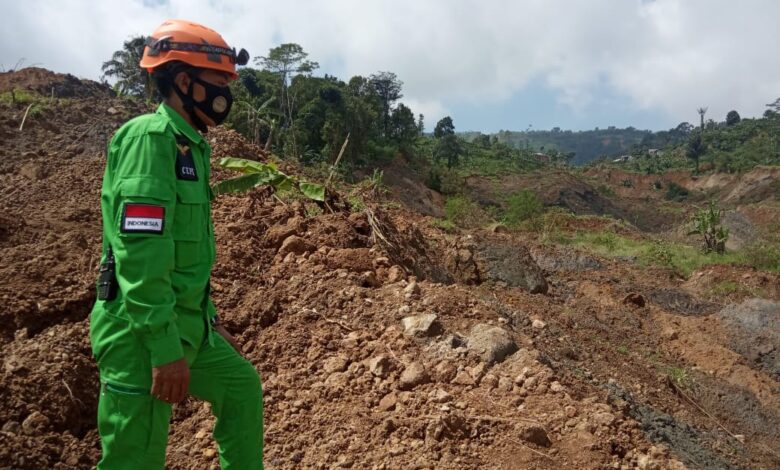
<box><xmin>92</xmin><ymin>322</ymin><xmax>263</xmax><ymax>469</ymax></box>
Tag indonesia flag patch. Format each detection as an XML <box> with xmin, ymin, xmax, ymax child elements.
<box><xmin>121</xmin><ymin>204</ymin><xmax>165</xmax><ymax>234</ymax></box>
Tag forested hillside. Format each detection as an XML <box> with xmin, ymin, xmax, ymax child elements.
<box><xmin>462</xmin><ymin>127</ymin><xmax>648</xmax><ymax>165</ymax></box>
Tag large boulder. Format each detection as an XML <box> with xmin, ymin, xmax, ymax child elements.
<box><xmin>446</xmin><ymin>235</ymin><xmax>548</xmax><ymax>294</ymax></box>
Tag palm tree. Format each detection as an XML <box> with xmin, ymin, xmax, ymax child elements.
<box><xmin>696</xmin><ymin>107</ymin><xmax>708</xmax><ymax>131</ymax></box>
<box><xmin>101</xmin><ymin>36</ymin><xmax>154</xmax><ymax>101</ymax></box>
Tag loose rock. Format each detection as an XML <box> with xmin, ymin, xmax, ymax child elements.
<box><xmin>368</xmin><ymin>355</ymin><xmax>393</xmax><ymax>378</ymax></box>
<box><xmin>323</xmin><ymin>355</ymin><xmax>350</xmax><ymax>373</ymax></box>
<box><xmin>378</xmin><ymin>393</ymin><xmax>398</xmax><ymax>412</ymax></box>
<box><xmin>467</xmin><ymin>323</ymin><xmax>518</xmax><ymax>364</ymax></box>
<box><xmin>398</xmin><ymin>361</ymin><xmax>429</xmax><ymax>390</ymax></box>
<box><xmin>402</xmin><ymin>314</ymin><xmax>443</xmax><ymax>338</ymax></box>
<box><xmin>22</xmin><ymin>411</ymin><xmax>50</xmax><ymax>435</ymax></box>
<box><xmin>520</xmin><ymin>425</ymin><xmax>552</xmax><ymax>447</ymax></box>
<box><xmin>278</xmin><ymin>235</ymin><xmax>314</xmax><ymax>257</ymax></box>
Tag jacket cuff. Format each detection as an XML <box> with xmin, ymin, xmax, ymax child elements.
<box><xmin>144</xmin><ymin>330</ymin><xmax>184</xmax><ymax>367</ymax></box>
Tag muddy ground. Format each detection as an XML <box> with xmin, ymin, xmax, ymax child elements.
<box><xmin>1</xmin><ymin>69</ymin><xmax>779</xmax><ymax>469</ymax></box>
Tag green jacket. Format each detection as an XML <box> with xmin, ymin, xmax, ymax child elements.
<box><xmin>92</xmin><ymin>103</ymin><xmax>217</xmax><ymax>368</ymax></box>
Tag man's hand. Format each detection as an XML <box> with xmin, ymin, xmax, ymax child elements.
<box><xmin>215</xmin><ymin>323</ymin><xmax>242</xmax><ymax>354</ymax></box>
<box><xmin>151</xmin><ymin>358</ymin><xmax>190</xmax><ymax>404</ymax></box>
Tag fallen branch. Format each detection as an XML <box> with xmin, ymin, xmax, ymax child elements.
<box><xmin>365</xmin><ymin>207</ymin><xmax>391</xmax><ymax>247</ymax></box>
<box><xmin>326</xmin><ymin>133</ymin><xmax>350</xmax><ymax>187</ymax></box>
<box><xmin>671</xmin><ymin>381</ymin><xmax>738</xmax><ymax>441</ymax></box>
<box><xmin>18</xmin><ymin>103</ymin><xmax>34</xmax><ymax>131</ymax></box>
<box><xmin>671</xmin><ymin>381</ymin><xmax>780</xmax><ymax>461</ymax></box>
<box><xmin>323</xmin><ymin>317</ymin><xmax>353</xmax><ymax>331</ymax></box>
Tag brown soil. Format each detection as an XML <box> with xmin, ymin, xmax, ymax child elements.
<box><xmin>464</xmin><ymin>170</ymin><xmax>686</xmax><ymax>232</ymax></box>
<box><xmin>1</xmin><ymin>69</ymin><xmax>779</xmax><ymax>469</ymax></box>
<box><xmin>584</xmin><ymin>166</ymin><xmax>780</xmax><ymax>207</ymax></box>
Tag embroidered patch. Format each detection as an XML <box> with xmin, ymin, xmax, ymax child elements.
<box><xmin>121</xmin><ymin>204</ymin><xmax>164</xmax><ymax>234</ymax></box>
<box><xmin>176</xmin><ymin>143</ymin><xmax>198</xmax><ymax>181</ymax></box>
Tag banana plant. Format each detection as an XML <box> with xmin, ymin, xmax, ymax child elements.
<box><xmin>212</xmin><ymin>157</ymin><xmax>325</xmax><ymax>201</ymax></box>
<box><xmin>688</xmin><ymin>201</ymin><xmax>729</xmax><ymax>254</ymax></box>
<box><xmin>235</xmin><ymin>97</ymin><xmax>278</xmax><ymax>146</ymax></box>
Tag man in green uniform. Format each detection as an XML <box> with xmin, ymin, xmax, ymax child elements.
<box><xmin>89</xmin><ymin>20</ymin><xmax>262</xmax><ymax>469</ymax></box>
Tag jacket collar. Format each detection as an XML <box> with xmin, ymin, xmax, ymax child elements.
<box><xmin>157</xmin><ymin>103</ymin><xmax>204</xmax><ymax>145</ymax></box>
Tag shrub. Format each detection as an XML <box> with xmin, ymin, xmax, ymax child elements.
<box><xmin>597</xmin><ymin>184</ymin><xmax>616</xmax><ymax>197</ymax></box>
<box><xmin>647</xmin><ymin>240</ymin><xmax>674</xmax><ymax>267</ymax></box>
<box><xmin>665</xmin><ymin>182</ymin><xmax>689</xmax><ymax>201</ymax></box>
<box><xmin>503</xmin><ymin>189</ymin><xmax>543</xmax><ymax>228</ymax></box>
<box><xmin>444</xmin><ymin>195</ymin><xmax>488</xmax><ymax>228</ymax></box>
<box><xmin>425</xmin><ymin>170</ymin><xmax>442</xmax><ymax>192</ymax></box>
<box><xmin>593</xmin><ymin>231</ymin><xmax>618</xmax><ymax>252</ymax></box>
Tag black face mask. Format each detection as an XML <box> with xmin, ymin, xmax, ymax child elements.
<box><xmin>174</xmin><ymin>74</ymin><xmax>233</xmax><ymax>132</ymax></box>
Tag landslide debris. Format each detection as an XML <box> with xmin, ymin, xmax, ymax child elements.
<box><xmin>1</xmin><ymin>68</ymin><xmax>778</xmax><ymax>470</ymax></box>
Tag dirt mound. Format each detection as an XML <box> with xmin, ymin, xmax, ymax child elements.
<box><xmin>684</xmin><ymin>264</ymin><xmax>780</xmax><ymax>302</ymax></box>
<box><xmin>716</xmin><ymin>299</ymin><xmax>780</xmax><ymax>379</ymax></box>
<box><xmin>207</xmin><ymin>126</ymin><xmax>271</xmax><ymax>162</ymax></box>
<box><xmin>465</xmin><ymin>170</ymin><xmax>683</xmax><ymax>232</ymax></box>
<box><xmin>585</xmin><ymin>166</ymin><xmax>780</xmax><ymax>207</ymax></box>
<box><xmin>0</xmin><ymin>67</ymin><xmax>112</xmax><ymax>99</ymax></box>
<box><xmin>646</xmin><ymin>289</ymin><xmax>719</xmax><ymax>316</ymax></box>
<box><xmin>380</xmin><ymin>156</ymin><xmax>445</xmax><ymax>218</ymax></box>
<box><xmin>698</xmin><ymin>166</ymin><xmax>780</xmax><ymax>205</ymax></box>
<box><xmin>446</xmin><ymin>233</ymin><xmax>548</xmax><ymax>293</ymax></box>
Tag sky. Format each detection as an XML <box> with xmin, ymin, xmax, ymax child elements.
<box><xmin>1</xmin><ymin>0</ymin><xmax>778</xmax><ymax>132</ymax></box>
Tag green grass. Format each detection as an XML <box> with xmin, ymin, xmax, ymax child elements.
<box><xmin>558</xmin><ymin>230</ymin><xmax>777</xmax><ymax>277</ymax></box>
<box><xmin>0</xmin><ymin>89</ymin><xmax>38</xmax><ymax>106</ymax></box>
<box><xmin>666</xmin><ymin>366</ymin><xmax>692</xmax><ymax>389</ymax></box>
<box><xmin>432</xmin><ymin>219</ymin><xmax>456</xmax><ymax>232</ymax></box>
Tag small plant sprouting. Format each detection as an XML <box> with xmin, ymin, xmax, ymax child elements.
<box><xmin>667</xmin><ymin>366</ymin><xmax>691</xmax><ymax>389</ymax></box>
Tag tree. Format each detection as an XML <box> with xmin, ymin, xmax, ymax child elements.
<box><xmin>417</xmin><ymin>113</ymin><xmax>425</xmax><ymax>134</ymax></box>
<box><xmin>433</xmin><ymin>116</ymin><xmax>455</xmax><ymax>138</ymax></box>
<box><xmin>766</xmin><ymin>98</ymin><xmax>780</xmax><ymax>112</ymax></box>
<box><xmin>686</xmin><ymin>133</ymin><xmax>706</xmax><ymax>173</ymax></box>
<box><xmin>726</xmin><ymin>110</ymin><xmax>741</xmax><ymax>126</ymax></box>
<box><xmin>475</xmin><ymin>133</ymin><xmax>491</xmax><ymax>148</ymax></box>
<box><xmin>675</xmin><ymin>122</ymin><xmax>694</xmax><ymax>135</ymax></box>
<box><xmin>434</xmin><ymin>134</ymin><xmax>463</xmax><ymax>169</ymax></box>
<box><xmin>101</xmin><ymin>36</ymin><xmax>153</xmax><ymax>100</ymax></box>
<box><xmin>389</xmin><ymin>103</ymin><xmax>418</xmax><ymax>148</ymax></box>
<box><xmin>369</xmin><ymin>71</ymin><xmax>403</xmax><ymax>138</ymax></box>
<box><xmin>256</xmin><ymin>43</ymin><xmax>319</xmax><ymax>130</ymax></box>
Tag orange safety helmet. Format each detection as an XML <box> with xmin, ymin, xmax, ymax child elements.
<box><xmin>139</xmin><ymin>19</ymin><xmax>248</xmax><ymax>79</ymax></box>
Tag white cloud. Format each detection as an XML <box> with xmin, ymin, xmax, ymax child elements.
<box><xmin>2</xmin><ymin>0</ymin><xmax>778</xmax><ymax>128</ymax></box>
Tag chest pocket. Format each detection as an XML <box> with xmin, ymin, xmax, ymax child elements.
<box><xmin>173</xmin><ymin>181</ymin><xmax>208</xmax><ymax>268</ymax></box>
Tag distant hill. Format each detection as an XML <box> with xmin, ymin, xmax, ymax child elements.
<box><xmin>462</xmin><ymin>127</ymin><xmax>651</xmax><ymax>165</ymax></box>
